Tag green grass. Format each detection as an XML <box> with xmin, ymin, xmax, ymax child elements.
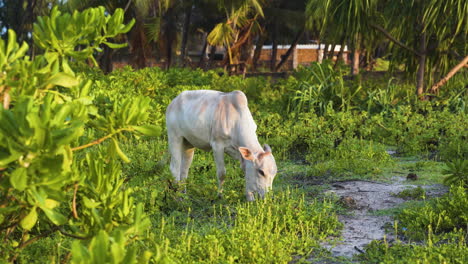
<box><xmin>7</xmin><ymin>64</ymin><xmax>467</xmax><ymax>263</ymax></box>
<box><xmin>380</xmin><ymin>157</ymin><xmax>446</xmax><ymax>184</ymax></box>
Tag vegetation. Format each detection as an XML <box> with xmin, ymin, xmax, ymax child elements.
<box><xmin>0</xmin><ymin>3</ymin><xmax>467</xmax><ymax>264</ymax></box>
<box><xmin>360</xmin><ymin>185</ymin><xmax>468</xmax><ymax>263</ymax></box>
<box><xmin>2</xmin><ymin>0</ymin><xmax>467</xmax><ymax>93</ymax></box>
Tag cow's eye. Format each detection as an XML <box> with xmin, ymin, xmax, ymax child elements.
<box><xmin>258</xmin><ymin>169</ymin><xmax>265</xmax><ymax>176</ymax></box>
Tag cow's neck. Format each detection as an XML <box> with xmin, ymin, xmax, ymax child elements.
<box><xmin>235</xmin><ymin>118</ymin><xmax>263</xmax><ymax>153</ymax></box>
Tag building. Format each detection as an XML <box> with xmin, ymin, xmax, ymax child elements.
<box><xmin>257</xmin><ymin>44</ymin><xmax>349</xmax><ymax>70</ymax></box>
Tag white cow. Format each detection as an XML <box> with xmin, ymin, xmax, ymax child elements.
<box><xmin>166</xmin><ymin>90</ymin><xmax>277</xmax><ymax>201</ymax></box>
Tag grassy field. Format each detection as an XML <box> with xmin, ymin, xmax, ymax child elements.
<box><xmin>5</xmin><ymin>64</ymin><xmax>468</xmax><ymax>263</ymax></box>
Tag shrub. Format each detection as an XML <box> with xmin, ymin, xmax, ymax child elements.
<box><xmin>396</xmin><ymin>185</ymin><xmax>468</xmax><ymax>240</ymax></box>
<box><xmin>443</xmin><ymin>159</ymin><xmax>468</xmax><ymax>188</ymax></box>
<box><xmin>360</xmin><ymin>233</ymin><xmax>467</xmax><ymax>264</ymax></box>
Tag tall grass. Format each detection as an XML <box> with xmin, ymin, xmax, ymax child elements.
<box><xmin>149</xmin><ymin>189</ymin><xmax>341</xmax><ymax>263</ymax></box>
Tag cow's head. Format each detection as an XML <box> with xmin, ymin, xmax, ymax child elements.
<box><xmin>239</xmin><ymin>144</ymin><xmax>277</xmax><ymax>201</ymax></box>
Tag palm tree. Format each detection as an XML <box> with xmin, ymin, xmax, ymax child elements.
<box><xmin>376</xmin><ymin>0</ymin><xmax>468</xmax><ymax>97</ymax></box>
<box><xmin>306</xmin><ymin>0</ymin><xmax>378</xmax><ymax>76</ymax></box>
<box><xmin>306</xmin><ymin>0</ymin><xmax>468</xmax><ymax>97</ymax></box>
<box><xmin>206</xmin><ymin>0</ymin><xmax>264</xmax><ymax>67</ymax></box>
<box><xmin>66</xmin><ymin>0</ymin><xmax>181</xmax><ymax>70</ymax></box>
<box><xmin>265</xmin><ymin>0</ymin><xmax>307</xmax><ymax>72</ymax></box>
<box><xmin>0</xmin><ymin>0</ymin><xmax>59</xmax><ymax>56</ymax></box>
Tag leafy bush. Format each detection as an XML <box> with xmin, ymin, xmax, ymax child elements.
<box><xmin>360</xmin><ymin>233</ymin><xmax>467</xmax><ymax>264</ymax></box>
<box><xmin>396</xmin><ymin>185</ymin><xmax>468</xmax><ymax>240</ymax></box>
<box><xmin>394</xmin><ymin>187</ymin><xmax>426</xmax><ymax>200</ymax></box>
<box><xmin>0</xmin><ymin>7</ymin><xmax>158</xmax><ymax>263</ymax></box>
<box><xmin>360</xmin><ymin>185</ymin><xmax>468</xmax><ymax>263</ymax></box>
<box><xmin>443</xmin><ymin>159</ymin><xmax>468</xmax><ymax>187</ymax></box>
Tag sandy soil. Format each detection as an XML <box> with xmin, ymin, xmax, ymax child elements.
<box><xmin>318</xmin><ymin>178</ymin><xmax>446</xmax><ymax>260</ymax></box>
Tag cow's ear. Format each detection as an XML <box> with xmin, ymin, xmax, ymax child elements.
<box><xmin>258</xmin><ymin>151</ymin><xmax>271</xmax><ymax>161</ymax></box>
<box><xmin>239</xmin><ymin>147</ymin><xmax>255</xmax><ymax>161</ymax></box>
<box><xmin>257</xmin><ymin>144</ymin><xmax>272</xmax><ymax>161</ymax></box>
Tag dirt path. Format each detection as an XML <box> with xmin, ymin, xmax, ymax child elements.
<box><xmin>318</xmin><ymin>177</ymin><xmax>446</xmax><ymax>260</ymax></box>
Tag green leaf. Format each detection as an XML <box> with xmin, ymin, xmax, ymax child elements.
<box><xmin>131</xmin><ymin>125</ymin><xmax>161</xmax><ymax>137</ymax></box>
<box><xmin>91</xmin><ymin>230</ymin><xmax>109</xmax><ymax>264</ymax></box>
<box><xmin>103</xmin><ymin>42</ymin><xmax>127</xmax><ymax>49</ymax></box>
<box><xmin>10</xmin><ymin>41</ymin><xmax>29</xmax><ymax>62</ymax></box>
<box><xmin>47</xmin><ymin>72</ymin><xmax>79</xmax><ymax>88</ymax></box>
<box><xmin>6</xmin><ymin>29</ymin><xmax>17</xmax><ymax>56</ymax></box>
<box><xmin>61</xmin><ymin>59</ymin><xmax>75</xmax><ymax>75</ymax></box>
<box><xmin>0</xmin><ymin>150</ymin><xmax>22</xmax><ymax>167</ymax></box>
<box><xmin>83</xmin><ymin>197</ymin><xmax>101</xmax><ymax>209</ymax></box>
<box><xmin>10</xmin><ymin>167</ymin><xmax>28</xmax><ymax>191</ymax></box>
<box><xmin>71</xmin><ymin>240</ymin><xmax>91</xmax><ymax>263</ymax></box>
<box><xmin>119</xmin><ymin>18</ymin><xmax>135</xmax><ymax>34</ymax></box>
<box><xmin>111</xmin><ymin>138</ymin><xmax>130</xmax><ymax>163</ymax></box>
<box><xmin>44</xmin><ymin>199</ymin><xmax>60</xmax><ymax>209</ymax></box>
<box><xmin>41</xmin><ymin>207</ymin><xmax>67</xmax><ymax>225</ymax></box>
<box><xmin>20</xmin><ymin>206</ymin><xmax>38</xmax><ymax>231</ymax></box>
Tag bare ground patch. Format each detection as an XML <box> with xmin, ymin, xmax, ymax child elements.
<box><xmin>316</xmin><ymin>177</ymin><xmax>447</xmax><ymax>260</ymax></box>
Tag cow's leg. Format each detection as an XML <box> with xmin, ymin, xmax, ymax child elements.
<box><xmin>180</xmin><ymin>146</ymin><xmax>195</xmax><ymax>182</ymax></box>
<box><xmin>168</xmin><ymin>134</ymin><xmax>183</xmax><ymax>182</ymax></box>
<box><xmin>212</xmin><ymin>144</ymin><xmax>226</xmax><ymax>194</ymax></box>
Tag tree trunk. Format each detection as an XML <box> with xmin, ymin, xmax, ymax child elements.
<box><xmin>198</xmin><ymin>34</ymin><xmax>208</xmax><ymax>68</ymax></box>
<box><xmin>333</xmin><ymin>38</ymin><xmax>346</xmax><ymax>69</ymax></box>
<box><xmin>430</xmin><ymin>55</ymin><xmax>468</xmax><ymax>94</ymax></box>
<box><xmin>323</xmin><ymin>43</ymin><xmax>330</xmax><ymax>60</ymax></box>
<box><xmin>99</xmin><ymin>45</ymin><xmax>114</xmax><ymax>74</ymax></box>
<box><xmin>351</xmin><ymin>49</ymin><xmax>360</xmax><ymax>75</ymax></box>
<box><xmin>208</xmin><ymin>45</ymin><xmax>217</xmax><ymax>68</ymax></box>
<box><xmin>166</xmin><ymin>33</ymin><xmax>173</xmax><ymax>70</ymax></box>
<box><xmin>132</xmin><ymin>22</ymin><xmax>149</xmax><ymax>69</ymax></box>
<box><xmin>416</xmin><ymin>32</ymin><xmax>426</xmax><ymax>98</ymax></box>
<box><xmin>164</xmin><ymin>7</ymin><xmax>176</xmax><ymax>70</ymax></box>
<box><xmin>351</xmin><ymin>35</ymin><xmax>360</xmax><ymax>75</ymax></box>
<box><xmin>252</xmin><ymin>34</ymin><xmax>267</xmax><ymax>71</ymax></box>
<box><xmin>270</xmin><ymin>21</ymin><xmax>278</xmax><ymax>72</ymax></box>
<box><xmin>180</xmin><ymin>4</ymin><xmax>192</xmax><ymax>67</ymax></box>
<box><xmin>275</xmin><ymin>27</ymin><xmax>304</xmax><ymax>72</ymax></box>
<box><xmin>328</xmin><ymin>43</ymin><xmax>337</xmax><ymax>60</ymax></box>
<box><xmin>371</xmin><ymin>24</ymin><xmax>421</xmax><ymax>57</ymax></box>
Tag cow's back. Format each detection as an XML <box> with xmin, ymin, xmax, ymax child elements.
<box><xmin>166</xmin><ymin>90</ymin><xmax>255</xmax><ymax>151</ymax></box>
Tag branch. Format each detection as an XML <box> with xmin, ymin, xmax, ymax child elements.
<box><xmin>58</xmin><ymin>227</ymin><xmax>90</xmax><ymax>240</ymax></box>
<box><xmin>124</xmin><ymin>0</ymin><xmax>132</xmax><ymax>13</ymax></box>
<box><xmin>430</xmin><ymin>55</ymin><xmax>468</xmax><ymax>94</ymax></box>
<box><xmin>72</xmin><ymin>183</ymin><xmax>79</xmax><ymax>219</ymax></box>
<box><xmin>1</xmin><ymin>86</ymin><xmax>11</xmax><ymax>109</ymax></box>
<box><xmin>11</xmin><ymin>224</ymin><xmax>90</xmax><ymax>262</ymax></box>
<box><xmin>18</xmin><ymin>226</ymin><xmax>60</xmax><ymax>250</ymax></box>
<box><xmin>275</xmin><ymin>27</ymin><xmax>305</xmax><ymax>72</ymax></box>
<box><xmin>371</xmin><ymin>24</ymin><xmax>422</xmax><ymax>57</ymax></box>
<box><xmin>71</xmin><ymin>127</ymin><xmax>133</xmax><ymax>151</ymax></box>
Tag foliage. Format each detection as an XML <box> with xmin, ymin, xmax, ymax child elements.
<box><xmin>0</xmin><ymin>7</ymin><xmax>157</xmax><ymax>263</ymax></box>
<box><xmin>396</xmin><ymin>185</ymin><xmax>468</xmax><ymax>241</ymax></box>
<box><xmin>33</xmin><ymin>6</ymin><xmax>134</xmax><ymax>68</ymax></box>
<box><xmin>2</xmin><ymin>31</ymin><xmax>466</xmax><ymax>262</ymax></box>
<box><xmin>394</xmin><ymin>187</ymin><xmax>426</xmax><ymax>200</ymax></box>
<box><xmin>360</xmin><ymin>185</ymin><xmax>468</xmax><ymax>263</ymax></box>
<box><xmin>305</xmin><ymin>0</ymin><xmax>468</xmax><ymax>95</ymax></box>
<box><xmin>150</xmin><ymin>189</ymin><xmax>341</xmax><ymax>263</ymax></box>
<box><xmin>359</xmin><ymin>233</ymin><xmax>467</xmax><ymax>264</ymax></box>
<box><xmin>443</xmin><ymin>159</ymin><xmax>468</xmax><ymax>188</ymax></box>
<box><xmin>207</xmin><ymin>0</ymin><xmax>264</xmax><ymax>64</ymax></box>
<box><xmin>288</xmin><ymin>61</ymin><xmax>353</xmax><ymax>115</ymax></box>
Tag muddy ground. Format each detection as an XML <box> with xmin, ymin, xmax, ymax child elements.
<box><xmin>313</xmin><ymin>177</ymin><xmax>447</xmax><ymax>262</ymax></box>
